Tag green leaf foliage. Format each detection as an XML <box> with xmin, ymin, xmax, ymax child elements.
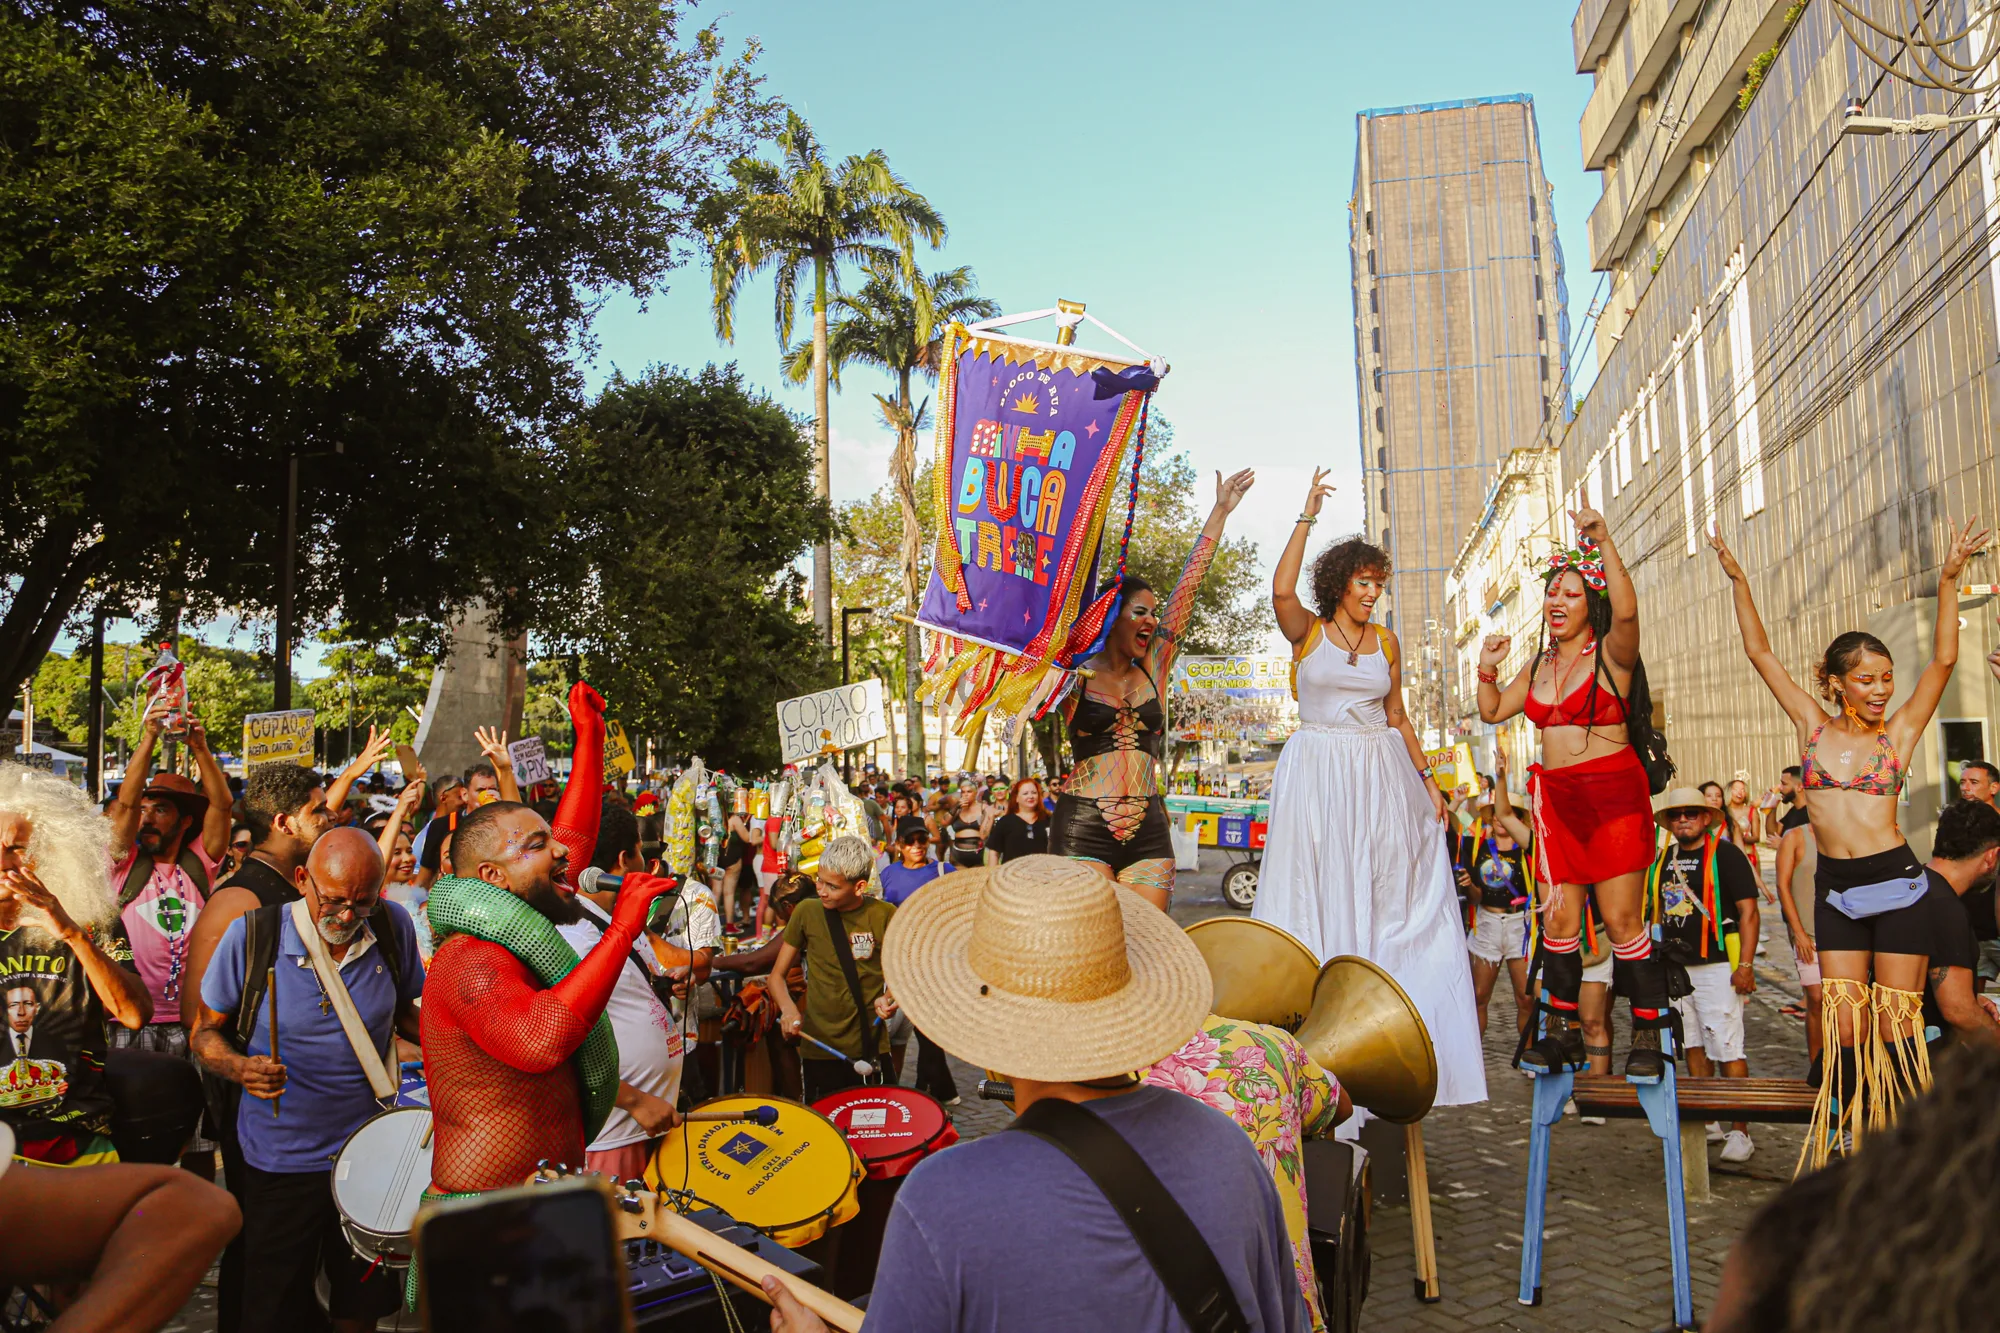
<box><xmin>532</xmin><ymin>365</ymin><xmax>836</xmax><ymax>774</ymax></box>
<box><xmin>0</xmin><ymin>0</ymin><xmax>772</xmax><ymax>706</ymax></box>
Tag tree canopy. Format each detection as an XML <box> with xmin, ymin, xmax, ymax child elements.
<box><xmin>531</xmin><ymin>364</ymin><xmax>835</xmax><ymax>773</ymax></box>
<box><xmin>0</xmin><ymin>0</ymin><xmax>771</xmax><ymax>707</ymax></box>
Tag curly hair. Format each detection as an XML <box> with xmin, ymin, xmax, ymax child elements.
<box><xmin>1788</xmin><ymin>1045</ymin><xmax>2000</xmax><ymax>1330</ymax></box>
<box><xmin>1308</xmin><ymin>537</ymin><xmax>1390</xmax><ymax>621</ymax></box>
<box><xmin>1813</xmin><ymin>630</ymin><xmax>1893</xmax><ymax>702</ymax></box>
<box><xmin>0</xmin><ymin>763</ymin><xmax>118</xmax><ymax>929</ymax></box>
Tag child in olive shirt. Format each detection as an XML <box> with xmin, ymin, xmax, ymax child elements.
<box><xmin>771</xmin><ymin>836</ymin><xmax>899</xmax><ymax>1103</ymax></box>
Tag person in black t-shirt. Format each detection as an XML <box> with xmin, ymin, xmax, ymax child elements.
<box><xmin>1650</xmin><ymin>788</ymin><xmax>1761</xmax><ymax>1162</ymax></box>
<box><xmin>1920</xmin><ymin>800</ymin><xmax>2000</xmax><ymax>1057</ymax></box>
<box><xmin>1460</xmin><ymin>752</ymin><xmax>1533</xmax><ymax>1039</ymax></box>
<box><xmin>984</xmin><ymin>777</ymin><xmax>1052</xmax><ymax>865</ymax></box>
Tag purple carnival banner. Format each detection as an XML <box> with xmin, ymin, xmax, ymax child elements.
<box><xmin>917</xmin><ymin>328</ymin><xmax>1149</xmax><ymax>669</ymax></box>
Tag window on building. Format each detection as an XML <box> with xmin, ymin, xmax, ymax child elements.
<box><xmin>1673</xmin><ymin>333</ymin><xmax>1696</xmax><ymax>556</ymax></box>
<box><xmin>1377</xmin><ymin>446</ymin><xmax>1386</xmax><ymax>470</ymax></box>
<box><xmin>1373</xmin><ymin>367</ymin><xmax>1382</xmax><ymax>392</ymax></box>
<box><xmin>1375</xmin><ymin>405</ymin><xmax>1384</xmax><ymax>433</ymax></box>
<box><xmin>1530</xmin><ymin>233</ymin><xmax>1540</xmax><ymax>258</ymax></box>
<box><xmin>1368</xmin><ymin>250</ymin><xmax>1376</xmax><ymax>274</ymax></box>
<box><xmin>1726</xmin><ymin>246</ymin><xmax>1766</xmax><ymax>517</ymax></box>
<box><xmin>1646</xmin><ymin>377</ymin><xmax>1663</xmax><ymax>471</ymax></box>
<box><xmin>1537</xmin><ymin>315</ymin><xmax>1546</xmax><ymax>342</ymax></box>
<box><xmin>1534</xmin><ymin>274</ymin><xmax>1544</xmax><ymax>300</ymax></box>
<box><xmin>1366</xmin><ymin>210</ymin><xmax>1373</xmax><ymax>234</ymax></box>
<box><xmin>1371</xmin><ymin>327</ymin><xmax>1381</xmax><ymax>353</ymax></box>
<box><xmin>1539</xmin><ymin>354</ymin><xmax>1549</xmax><ymax>382</ymax></box>
<box><xmin>1370</xmin><ymin>288</ymin><xmax>1378</xmax><ymax>313</ymax></box>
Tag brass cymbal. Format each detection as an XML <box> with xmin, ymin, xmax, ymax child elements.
<box><xmin>1183</xmin><ymin>916</ymin><xmax>1320</xmax><ymax>1032</ymax></box>
<box><xmin>1295</xmin><ymin>955</ymin><xmax>1438</xmax><ymax>1124</ymax></box>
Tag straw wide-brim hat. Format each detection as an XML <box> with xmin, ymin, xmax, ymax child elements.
<box><xmin>1653</xmin><ymin>786</ymin><xmax>1716</xmax><ymax>830</ymax></box>
<box><xmin>882</xmin><ymin>854</ymin><xmax>1213</xmax><ymax>1083</ymax></box>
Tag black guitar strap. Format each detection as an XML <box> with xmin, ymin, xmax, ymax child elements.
<box><xmin>1009</xmin><ymin>1097</ymin><xmax>1251</xmax><ymax>1333</ymax></box>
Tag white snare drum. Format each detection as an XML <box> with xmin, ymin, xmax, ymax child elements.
<box><xmin>331</xmin><ymin>1107</ymin><xmax>433</xmax><ymax>1267</ymax></box>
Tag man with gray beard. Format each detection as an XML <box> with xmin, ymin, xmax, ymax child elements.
<box><xmin>192</xmin><ymin>827</ymin><xmax>423</xmax><ymax>1333</ymax></box>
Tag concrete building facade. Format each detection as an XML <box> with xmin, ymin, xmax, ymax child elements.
<box><xmin>1559</xmin><ymin>0</ymin><xmax>2000</xmax><ymax>850</ymax></box>
<box><xmin>1352</xmin><ymin>95</ymin><xmax>1573</xmax><ymax>744</ymax></box>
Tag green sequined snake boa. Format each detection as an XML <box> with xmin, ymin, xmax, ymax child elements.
<box><xmin>424</xmin><ymin>873</ymin><xmax>621</xmax><ymax>1139</ymax></box>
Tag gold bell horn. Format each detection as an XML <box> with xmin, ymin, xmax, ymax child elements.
<box><xmin>1295</xmin><ymin>955</ymin><xmax>1438</xmax><ymax>1124</ymax></box>
<box><xmin>1183</xmin><ymin>917</ymin><xmax>1320</xmax><ymax>1032</ymax></box>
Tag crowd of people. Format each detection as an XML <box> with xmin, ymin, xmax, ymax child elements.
<box><xmin>9</xmin><ymin>468</ymin><xmax>2000</xmax><ymax>1333</ymax></box>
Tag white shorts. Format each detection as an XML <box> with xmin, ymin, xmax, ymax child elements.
<box><xmin>1467</xmin><ymin>911</ymin><xmax>1529</xmax><ymax>963</ymax></box>
<box><xmin>1671</xmin><ymin>962</ymin><xmax>1746</xmax><ymax>1062</ymax></box>
<box><xmin>1583</xmin><ymin>952</ymin><xmax>1612</xmax><ymax>986</ymax></box>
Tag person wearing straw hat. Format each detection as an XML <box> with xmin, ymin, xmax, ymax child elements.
<box><xmin>1648</xmin><ymin>786</ymin><xmax>1761</xmax><ymax>1164</ymax></box>
<box><xmin>764</xmin><ymin>853</ymin><xmax>1308</xmax><ymax>1333</ymax></box>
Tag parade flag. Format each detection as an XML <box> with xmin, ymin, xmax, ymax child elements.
<box><xmin>916</xmin><ymin>309</ymin><xmax>1163</xmax><ymax>733</ymax></box>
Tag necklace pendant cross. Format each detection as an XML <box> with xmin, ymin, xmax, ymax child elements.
<box><xmin>319</xmin><ymin>995</ymin><xmax>332</xmax><ymax>1017</ymax></box>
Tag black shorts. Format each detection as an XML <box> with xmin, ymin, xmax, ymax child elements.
<box><xmin>1050</xmin><ymin>793</ymin><xmax>1174</xmax><ymax>872</ymax></box>
<box><xmin>238</xmin><ymin>1162</ymin><xmax>404</xmax><ymax>1331</ymax></box>
<box><xmin>1814</xmin><ymin>843</ymin><xmax>1934</xmax><ymax>957</ymax></box>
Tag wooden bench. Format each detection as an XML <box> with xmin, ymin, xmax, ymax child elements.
<box><xmin>1571</xmin><ymin>1075</ymin><xmax>1816</xmax><ymax>1125</ymax></box>
<box><xmin>1570</xmin><ymin>1075</ymin><xmax>1817</xmax><ymax>1204</ymax></box>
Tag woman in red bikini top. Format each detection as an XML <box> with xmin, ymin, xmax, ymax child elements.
<box><xmin>1476</xmin><ymin>508</ymin><xmax>1675</xmax><ymax>1079</ymax></box>
<box><xmin>1711</xmin><ymin>518</ymin><xmax>1989</xmax><ymax>1166</ymax></box>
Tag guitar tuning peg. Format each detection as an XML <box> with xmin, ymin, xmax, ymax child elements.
<box><xmin>624</xmin><ymin>1178</ymin><xmax>646</xmax><ymax>1193</ymax></box>
<box><xmin>617</xmin><ymin>1195</ymin><xmax>644</xmax><ymax>1215</ymax></box>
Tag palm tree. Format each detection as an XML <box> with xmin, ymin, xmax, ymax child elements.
<box><xmin>704</xmin><ymin>110</ymin><xmax>944</xmax><ymax>644</ymax></box>
<box><xmin>786</xmin><ymin>260</ymin><xmax>998</xmax><ymax>773</ymax></box>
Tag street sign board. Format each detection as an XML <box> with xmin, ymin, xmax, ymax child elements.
<box><xmin>243</xmin><ymin>710</ymin><xmax>315</xmax><ymax>768</ymax></box>
<box><xmin>776</xmin><ymin>680</ymin><xmax>888</xmax><ymax>765</ymax></box>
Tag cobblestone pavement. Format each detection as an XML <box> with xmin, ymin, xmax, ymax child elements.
<box><xmin>164</xmin><ymin>858</ymin><xmax>1815</xmax><ymax>1332</ymax></box>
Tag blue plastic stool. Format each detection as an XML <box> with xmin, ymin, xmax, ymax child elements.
<box><xmin>1516</xmin><ymin>1019</ymin><xmax>1694</xmax><ymax>1330</ymax></box>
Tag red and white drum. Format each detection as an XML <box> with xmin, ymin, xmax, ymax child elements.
<box><xmin>807</xmin><ymin>1086</ymin><xmax>959</xmax><ymax>1298</ymax></box>
<box><xmin>813</xmin><ymin>1086</ymin><xmax>959</xmax><ymax>1181</ymax></box>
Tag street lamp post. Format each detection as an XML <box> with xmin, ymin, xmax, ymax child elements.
<box><xmin>1841</xmin><ymin>100</ymin><xmax>2000</xmax><ymax>136</ymax></box>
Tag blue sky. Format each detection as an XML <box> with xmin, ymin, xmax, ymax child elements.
<box><xmin>588</xmin><ymin>0</ymin><xmax>1604</xmax><ymax>616</ymax></box>
<box><xmin>83</xmin><ymin>1</ymin><xmax>1606</xmax><ymax>669</ymax></box>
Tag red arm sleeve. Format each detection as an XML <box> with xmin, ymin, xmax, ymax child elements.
<box><xmin>551</xmin><ymin>681</ymin><xmax>605</xmax><ymax>889</ymax></box>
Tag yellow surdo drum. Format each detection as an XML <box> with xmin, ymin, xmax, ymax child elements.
<box><xmin>646</xmin><ymin>1094</ymin><xmax>863</xmax><ymax>1247</ymax></box>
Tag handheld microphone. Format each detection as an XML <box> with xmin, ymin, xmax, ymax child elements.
<box><xmin>577</xmin><ymin>866</ymin><xmax>680</xmax><ymax>896</ymax></box>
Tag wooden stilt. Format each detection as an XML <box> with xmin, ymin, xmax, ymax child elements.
<box><xmin>1406</xmin><ymin>1121</ymin><xmax>1440</xmax><ymax>1302</ymax></box>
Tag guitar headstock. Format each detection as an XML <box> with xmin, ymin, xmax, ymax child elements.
<box><xmin>524</xmin><ymin>1164</ymin><xmax>663</xmax><ymax>1241</ymax></box>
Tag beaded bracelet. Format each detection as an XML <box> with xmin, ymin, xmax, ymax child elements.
<box><xmin>1476</xmin><ymin>667</ymin><xmax>1499</xmax><ymax>684</ymax></box>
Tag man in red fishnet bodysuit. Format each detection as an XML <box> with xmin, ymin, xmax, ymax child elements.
<box><xmin>423</xmin><ymin>685</ymin><xmax>678</xmax><ymax>1191</ymax></box>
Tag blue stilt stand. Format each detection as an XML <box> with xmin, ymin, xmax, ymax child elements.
<box><xmin>1517</xmin><ymin>1025</ymin><xmax>1695</xmax><ymax>1329</ymax></box>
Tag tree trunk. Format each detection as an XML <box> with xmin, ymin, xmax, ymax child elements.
<box><xmin>892</xmin><ymin>367</ymin><xmax>926</xmax><ymax>778</ymax></box>
<box><xmin>811</xmin><ymin>254</ymin><xmax>833</xmax><ymax>644</ymax></box>
<box><xmin>0</xmin><ymin>522</ymin><xmax>105</xmax><ymax>722</ymax></box>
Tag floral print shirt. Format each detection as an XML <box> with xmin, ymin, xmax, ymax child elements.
<box><xmin>1143</xmin><ymin>1014</ymin><xmax>1344</xmax><ymax>1331</ymax></box>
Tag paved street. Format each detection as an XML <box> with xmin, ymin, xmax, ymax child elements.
<box><xmin>164</xmin><ymin>856</ymin><xmax>1811</xmax><ymax>1332</ymax></box>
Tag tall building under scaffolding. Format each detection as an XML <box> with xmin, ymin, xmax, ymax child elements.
<box><xmin>1351</xmin><ymin>95</ymin><xmax>1573</xmax><ymax>743</ymax></box>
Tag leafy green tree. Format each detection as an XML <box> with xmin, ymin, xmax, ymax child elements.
<box><xmin>532</xmin><ymin>364</ymin><xmax>835</xmax><ymax>773</ymax></box>
<box><xmin>702</xmin><ymin>111</ymin><xmax>943</xmax><ymax>645</ymax></box>
<box><xmin>787</xmin><ymin>262</ymin><xmax>997</xmax><ymax>771</ymax></box>
<box><xmin>0</xmin><ymin>0</ymin><xmax>771</xmax><ymax>710</ymax></box>
<box><xmin>1103</xmin><ymin>414</ymin><xmax>1263</xmax><ymax>657</ymax></box>
<box><xmin>303</xmin><ymin>632</ymin><xmax>438</xmax><ymax>764</ymax></box>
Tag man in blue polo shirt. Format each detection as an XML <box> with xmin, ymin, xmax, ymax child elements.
<box><xmin>192</xmin><ymin>826</ymin><xmax>423</xmax><ymax>1333</ymax></box>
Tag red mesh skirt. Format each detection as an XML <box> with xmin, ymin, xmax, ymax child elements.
<box><xmin>1530</xmin><ymin>748</ymin><xmax>1657</xmax><ymax>886</ymax></box>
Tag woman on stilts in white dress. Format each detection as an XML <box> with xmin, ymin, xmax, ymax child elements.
<box><xmin>1254</xmin><ymin>469</ymin><xmax>1487</xmax><ymax>1108</ymax></box>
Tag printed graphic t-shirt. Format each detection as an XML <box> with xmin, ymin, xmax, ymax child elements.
<box><xmin>112</xmin><ymin>843</ymin><xmax>219</xmax><ymax>1025</ymax></box>
<box><xmin>781</xmin><ymin>898</ymin><xmax>896</xmax><ymax>1060</ymax></box>
<box><xmin>1</xmin><ymin>916</ymin><xmax>136</xmax><ymax>1140</ymax></box>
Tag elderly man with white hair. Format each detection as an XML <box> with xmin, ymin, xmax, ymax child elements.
<box><xmin>0</xmin><ymin>763</ymin><xmax>152</xmax><ymax>1166</ymax></box>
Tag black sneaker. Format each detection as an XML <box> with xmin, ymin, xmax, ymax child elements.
<box><xmin>1519</xmin><ymin>1011</ymin><xmax>1586</xmax><ymax>1074</ymax></box>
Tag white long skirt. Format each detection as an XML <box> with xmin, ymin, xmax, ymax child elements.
<box><xmin>1253</xmin><ymin>723</ymin><xmax>1488</xmax><ymax>1108</ymax></box>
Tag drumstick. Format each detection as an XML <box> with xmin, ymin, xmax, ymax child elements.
<box><xmin>267</xmin><ymin>966</ymin><xmax>280</xmax><ymax>1119</ymax></box>
<box><xmin>795</xmin><ymin>1031</ymin><xmax>874</xmax><ymax>1077</ymax></box>
<box><xmin>645</xmin><ymin>1205</ymin><xmax>865</xmax><ymax>1333</ymax></box>
<box><xmin>679</xmin><ymin>1106</ymin><xmax>780</xmax><ymax>1125</ymax></box>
